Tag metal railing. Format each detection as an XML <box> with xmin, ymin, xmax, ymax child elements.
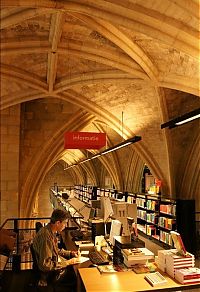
<box><xmin>0</xmin><ymin>217</ymin><xmax>50</xmax><ymax>270</ymax></box>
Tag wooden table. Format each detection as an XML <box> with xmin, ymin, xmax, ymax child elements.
<box><xmin>63</xmin><ymin>226</ymin><xmax>200</xmax><ymax>291</ymax></box>
<box><xmin>77</xmin><ymin>267</ymin><xmax>200</xmax><ymax>292</ymax></box>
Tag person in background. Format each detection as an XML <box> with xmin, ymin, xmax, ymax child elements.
<box><xmin>35</xmin><ymin>221</ymin><xmax>43</xmax><ymax>233</ymax></box>
<box><xmin>32</xmin><ymin>208</ymin><xmax>80</xmax><ymax>289</ymax></box>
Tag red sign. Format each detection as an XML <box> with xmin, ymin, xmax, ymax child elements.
<box><xmin>64</xmin><ymin>132</ymin><xmax>106</xmax><ymax>149</ymax></box>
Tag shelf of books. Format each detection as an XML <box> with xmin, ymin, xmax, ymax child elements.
<box><xmin>96</xmin><ymin>188</ymin><xmax>127</xmax><ymax>201</ymax></box>
<box><xmin>136</xmin><ymin>193</ymin><xmax>176</xmax><ymax>246</ymax></box>
<box><xmin>74</xmin><ymin>185</ymin><xmax>96</xmax><ymax>204</ymax></box>
<box><xmin>72</xmin><ymin>185</ymin><xmax>196</xmax><ymax>253</ymax></box>
<box><xmin>136</xmin><ymin>195</ymin><xmax>196</xmax><ymax>253</ymax></box>
<box><xmin>126</xmin><ymin>193</ymin><xmax>135</xmax><ymax>204</ymax></box>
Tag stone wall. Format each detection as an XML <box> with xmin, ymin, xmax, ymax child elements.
<box><xmin>37</xmin><ymin>162</ymin><xmax>73</xmax><ymax>218</ymax></box>
<box><xmin>0</xmin><ymin>105</ymin><xmax>20</xmax><ymax>225</ymax></box>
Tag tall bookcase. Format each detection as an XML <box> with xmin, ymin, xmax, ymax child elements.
<box><xmin>136</xmin><ymin>194</ymin><xmax>196</xmax><ymax>253</ymax></box>
<box><xmin>72</xmin><ymin>185</ymin><xmax>196</xmax><ymax>254</ymax></box>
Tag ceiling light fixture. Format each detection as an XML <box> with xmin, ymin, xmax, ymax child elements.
<box><xmin>161</xmin><ymin>108</ymin><xmax>200</xmax><ymax>129</ymax></box>
<box><xmin>64</xmin><ymin>135</ymin><xmax>141</xmax><ymax>170</ymax></box>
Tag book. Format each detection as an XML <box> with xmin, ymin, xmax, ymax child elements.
<box><xmin>122</xmin><ymin>248</ymin><xmax>154</xmax><ymax>268</ymax></box>
<box><xmin>122</xmin><ymin>248</ymin><xmax>145</xmax><ymax>257</ymax></box>
<box><xmin>97</xmin><ymin>264</ymin><xmax>118</xmax><ymax>274</ymax></box>
<box><xmin>74</xmin><ymin>240</ymin><xmax>94</xmax><ymax>248</ymax></box>
<box><xmin>144</xmin><ymin>271</ymin><xmax>167</xmax><ymax>287</ymax></box>
<box><xmin>175</xmin><ymin>267</ymin><xmax>200</xmax><ymax>284</ymax></box>
<box><xmin>132</xmin><ymin>263</ymin><xmax>157</xmax><ymax>274</ymax></box>
<box><xmin>170</xmin><ymin>231</ymin><xmax>187</xmax><ymax>256</ymax></box>
<box><xmin>122</xmin><ymin>248</ymin><xmax>154</xmax><ymax>260</ymax></box>
<box><xmin>97</xmin><ymin>264</ymin><xmax>130</xmax><ymax>274</ymax></box>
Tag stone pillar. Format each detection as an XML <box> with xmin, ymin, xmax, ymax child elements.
<box><xmin>0</xmin><ymin>105</ymin><xmax>20</xmax><ymax>226</ymax></box>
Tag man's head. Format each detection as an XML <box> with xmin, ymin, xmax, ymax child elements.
<box><xmin>50</xmin><ymin>208</ymin><xmax>68</xmax><ymax>232</ymax></box>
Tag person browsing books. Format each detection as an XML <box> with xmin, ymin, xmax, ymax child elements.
<box><xmin>32</xmin><ymin>208</ymin><xmax>80</xmax><ymax>287</ymax></box>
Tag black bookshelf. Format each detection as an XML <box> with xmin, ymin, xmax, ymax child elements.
<box><xmin>176</xmin><ymin>199</ymin><xmax>196</xmax><ymax>254</ymax></box>
<box><xmin>71</xmin><ymin>186</ymin><xmax>197</xmax><ymax>254</ymax></box>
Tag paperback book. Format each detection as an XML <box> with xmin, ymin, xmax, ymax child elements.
<box><xmin>74</xmin><ymin>240</ymin><xmax>94</xmax><ymax>248</ymax></box>
<box><xmin>144</xmin><ymin>271</ymin><xmax>167</xmax><ymax>287</ymax></box>
<box><xmin>170</xmin><ymin>231</ymin><xmax>187</xmax><ymax>256</ymax></box>
<box><xmin>132</xmin><ymin>263</ymin><xmax>157</xmax><ymax>274</ymax></box>
<box><xmin>122</xmin><ymin>248</ymin><xmax>154</xmax><ymax>260</ymax></box>
<box><xmin>175</xmin><ymin>267</ymin><xmax>200</xmax><ymax>284</ymax></box>
<box><xmin>97</xmin><ymin>264</ymin><xmax>130</xmax><ymax>274</ymax></box>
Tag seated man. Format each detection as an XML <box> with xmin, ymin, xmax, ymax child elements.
<box><xmin>32</xmin><ymin>208</ymin><xmax>80</xmax><ymax>289</ymax></box>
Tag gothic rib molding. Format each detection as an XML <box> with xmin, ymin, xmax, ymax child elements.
<box><xmin>1</xmin><ymin>40</ymin><xmax>147</xmax><ymax>79</ymax></box>
<box><xmin>0</xmin><ymin>64</ymin><xmax>48</xmax><ymax>92</ymax></box>
<box><xmin>21</xmin><ymin>110</ymin><xmax>95</xmax><ymax>217</ymax></box>
<box><xmin>94</xmin><ymin>123</ymin><xmax>123</xmax><ymax>190</ymax></box>
<box><xmin>158</xmin><ymin>75</ymin><xmax>200</xmax><ymax>96</ymax></box>
<box><xmin>0</xmin><ymin>7</ymin><xmax>52</xmax><ymax>29</ymax></box>
<box><xmin>58</xmin><ymin>43</ymin><xmax>148</xmax><ymax>78</ymax></box>
<box><xmin>1</xmin><ymin>41</ymin><xmax>50</xmax><ymax>56</ymax></box>
<box><xmin>0</xmin><ymin>89</ymin><xmax>47</xmax><ymax>110</ymax></box>
<box><xmin>99</xmin><ymin>154</ymin><xmax>122</xmax><ymax>191</ymax></box>
<box><xmin>168</xmin><ymin>0</ymin><xmax>199</xmax><ymax>19</ymax></box>
<box><xmin>76</xmin><ymin>163</ymin><xmax>98</xmax><ymax>186</ymax></box>
<box><xmin>154</xmin><ymin>86</ymin><xmax>174</xmax><ymax>195</ymax></box>
<box><xmin>72</xmin><ymin>12</ymin><xmax>158</xmax><ymax>82</ymax></box>
<box><xmin>54</xmin><ymin>70</ymin><xmax>143</xmax><ymax>93</ymax></box>
<box><xmin>57</xmin><ymin>89</ymin><xmax>132</xmax><ymax>139</ymax></box>
<box><xmin>56</xmin><ymin>90</ymin><xmax>167</xmax><ymax>191</ymax></box>
<box><xmin>2</xmin><ymin>39</ymin><xmax>198</xmax><ymax>96</ymax></box>
<box><xmin>47</xmin><ymin>12</ymin><xmax>64</xmax><ymax>92</ymax></box>
<box><xmin>124</xmin><ymin>150</ymin><xmax>139</xmax><ymax>191</ymax></box>
<box><xmin>1</xmin><ymin>1</ymin><xmax>198</xmax><ymax>58</ymax></box>
<box><xmin>179</xmin><ymin>134</ymin><xmax>200</xmax><ymax>199</ymax></box>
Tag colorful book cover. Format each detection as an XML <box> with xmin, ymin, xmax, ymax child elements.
<box><xmin>97</xmin><ymin>264</ymin><xmax>130</xmax><ymax>274</ymax></box>
<box><xmin>170</xmin><ymin>231</ymin><xmax>187</xmax><ymax>256</ymax></box>
<box><xmin>132</xmin><ymin>263</ymin><xmax>157</xmax><ymax>274</ymax></box>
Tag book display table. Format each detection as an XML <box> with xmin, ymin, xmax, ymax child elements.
<box><xmin>77</xmin><ymin>267</ymin><xmax>200</xmax><ymax>292</ymax></box>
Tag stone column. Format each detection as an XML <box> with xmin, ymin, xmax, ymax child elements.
<box><xmin>0</xmin><ymin>105</ymin><xmax>20</xmax><ymax>226</ymax></box>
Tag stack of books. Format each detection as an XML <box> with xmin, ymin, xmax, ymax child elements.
<box><xmin>122</xmin><ymin>247</ymin><xmax>154</xmax><ymax>267</ymax></box>
<box><xmin>165</xmin><ymin>250</ymin><xmax>195</xmax><ymax>278</ymax></box>
<box><xmin>175</xmin><ymin>267</ymin><xmax>200</xmax><ymax>284</ymax></box>
<box><xmin>74</xmin><ymin>240</ymin><xmax>94</xmax><ymax>248</ymax></box>
<box><xmin>157</xmin><ymin>249</ymin><xmax>177</xmax><ymax>272</ymax></box>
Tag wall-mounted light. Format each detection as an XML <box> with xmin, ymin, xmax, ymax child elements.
<box><xmin>64</xmin><ymin>135</ymin><xmax>141</xmax><ymax>170</ymax></box>
<box><xmin>161</xmin><ymin>108</ymin><xmax>200</xmax><ymax>129</ymax></box>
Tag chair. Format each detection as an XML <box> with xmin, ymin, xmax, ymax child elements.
<box><xmin>29</xmin><ymin>244</ymin><xmax>76</xmax><ymax>292</ymax></box>
<box><xmin>29</xmin><ymin>244</ymin><xmax>54</xmax><ymax>292</ymax></box>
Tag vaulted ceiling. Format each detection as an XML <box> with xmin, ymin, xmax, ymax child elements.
<box><xmin>1</xmin><ymin>1</ymin><xmax>199</xmax><ymax>202</ymax></box>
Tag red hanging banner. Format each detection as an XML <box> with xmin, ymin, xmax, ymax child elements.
<box><xmin>64</xmin><ymin>132</ymin><xmax>106</xmax><ymax>149</ymax></box>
